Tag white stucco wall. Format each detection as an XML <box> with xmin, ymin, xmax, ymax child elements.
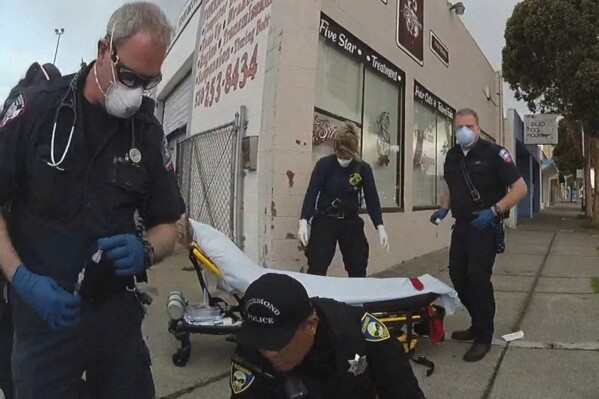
<box><xmin>165</xmin><ymin>0</ymin><xmax>503</xmax><ymax>274</ymax></box>
<box><xmin>257</xmin><ymin>0</ymin><xmax>503</xmax><ymax>274</ymax></box>
<box><xmin>156</xmin><ymin>0</ymin><xmax>202</xmax><ymax>105</ymax></box>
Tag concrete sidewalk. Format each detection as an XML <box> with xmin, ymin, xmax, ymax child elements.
<box><xmin>145</xmin><ymin>203</ymin><xmax>599</xmax><ymax>398</ymax></box>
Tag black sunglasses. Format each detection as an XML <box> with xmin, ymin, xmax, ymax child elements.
<box><xmin>110</xmin><ymin>49</ymin><xmax>162</xmax><ymax>90</ymax></box>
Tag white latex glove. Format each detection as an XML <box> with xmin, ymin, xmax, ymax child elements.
<box><xmin>377</xmin><ymin>225</ymin><xmax>389</xmax><ymax>251</ymax></box>
<box><xmin>298</xmin><ymin>219</ymin><xmax>310</xmax><ymax>247</ymax></box>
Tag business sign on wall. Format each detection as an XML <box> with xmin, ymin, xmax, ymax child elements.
<box><xmin>396</xmin><ymin>0</ymin><xmax>424</xmax><ymax>66</ymax></box>
<box><xmin>171</xmin><ymin>0</ymin><xmax>202</xmax><ymax>47</ymax></box>
<box><xmin>319</xmin><ymin>14</ymin><xmax>405</xmax><ymax>86</ymax></box>
<box><xmin>430</xmin><ymin>30</ymin><xmax>449</xmax><ymax>67</ymax></box>
<box><xmin>523</xmin><ymin>114</ymin><xmax>559</xmax><ymax>145</ymax></box>
<box><xmin>191</xmin><ymin>0</ymin><xmax>273</xmax><ymax>134</ymax></box>
<box><xmin>414</xmin><ymin>81</ymin><xmax>455</xmax><ymax>120</ymax></box>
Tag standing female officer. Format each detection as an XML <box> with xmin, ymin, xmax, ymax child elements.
<box><xmin>298</xmin><ymin>123</ymin><xmax>389</xmax><ymax>277</ymax></box>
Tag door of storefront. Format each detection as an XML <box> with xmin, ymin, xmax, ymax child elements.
<box><xmin>163</xmin><ymin>72</ymin><xmax>192</xmax><ymax>136</ymax></box>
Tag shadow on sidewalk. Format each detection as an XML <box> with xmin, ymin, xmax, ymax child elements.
<box><xmin>517</xmin><ymin>202</ymin><xmax>599</xmax><ymax>233</ymax></box>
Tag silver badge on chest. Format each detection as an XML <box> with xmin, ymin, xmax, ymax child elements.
<box><xmin>347</xmin><ymin>354</ymin><xmax>368</xmax><ymax>376</ymax></box>
<box><xmin>128</xmin><ymin>148</ymin><xmax>142</xmax><ymax>164</ymax></box>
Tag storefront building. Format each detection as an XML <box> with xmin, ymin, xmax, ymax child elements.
<box><xmin>159</xmin><ymin>0</ymin><xmax>503</xmax><ymax>275</ymax></box>
<box><xmin>155</xmin><ymin>0</ymin><xmax>202</xmax><ymax>168</ymax></box>
<box><xmin>541</xmin><ymin>158</ymin><xmax>559</xmax><ymax>210</ymax></box>
<box><xmin>504</xmin><ymin>109</ymin><xmax>543</xmax><ymax>227</ymax></box>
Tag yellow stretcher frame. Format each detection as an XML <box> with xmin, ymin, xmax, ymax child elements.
<box><xmin>190</xmin><ymin>242</ymin><xmax>222</xmax><ymax>278</ymax></box>
<box><xmin>181</xmin><ymin>240</ymin><xmax>438</xmax><ymax>374</ymax></box>
<box><xmin>189</xmin><ymin>239</ymin><xmax>428</xmax><ymax>334</ymax></box>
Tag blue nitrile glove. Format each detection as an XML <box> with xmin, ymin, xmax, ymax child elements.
<box><xmin>11</xmin><ymin>265</ymin><xmax>82</xmax><ymax>331</ymax></box>
<box><xmin>471</xmin><ymin>209</ymin><xmax>497</xmax><ymax>230</ymax></box>
<box><xmin>97</xmin><ymin>234</ymin><xmax>146</xmax><ymax>276</ymax></box>
<box><xmin>430</xmin><ymin>208</ymin><xmax>449</xmax><ymax>225</ymax></box>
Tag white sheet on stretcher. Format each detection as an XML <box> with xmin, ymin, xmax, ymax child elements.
<box><xmin>190</xmin><ymin>219</ymin><xmax>462</xmax><ymax>315</ymax></box>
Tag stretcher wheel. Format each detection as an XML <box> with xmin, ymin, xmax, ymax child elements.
<box><xmin>172</xmin><ymin>346</ymin><xmax>191</xmax><ymax>367</ymax></box>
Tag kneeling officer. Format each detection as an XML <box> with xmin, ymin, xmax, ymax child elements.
<box><xmin>229</xmin><ymin>273</ymin><xmax>427</xmax><ymax>399</ymax></box>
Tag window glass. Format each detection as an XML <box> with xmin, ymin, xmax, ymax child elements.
<box><xmin>436</xmin><ymin>116</ymin><xmax>453</xmax><ymax>205</ymax></box>
<box><xmin>362</xmin><ymin>69</ymin><xmax>401</xmax><ymax>207</ymax></box>
<box><xmin>412</xmin><ymin>82</ymin><xmax>455</xmax><ymax>207</ymax></box>
<box><xmin>313</xmin><ymin>33</ymin><xmax>404</xmax><ymax>207</ymax></box>
<box><xmin>315</xmin><ymin>38</ymin><xmax>363</xmax><ymax>123</ymax></box>
<box><xmin>413</xmin><ymin>102</ymin><xmax>437</xmax><ymax>206</ymax></box>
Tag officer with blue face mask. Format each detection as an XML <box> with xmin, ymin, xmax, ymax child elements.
<box><xmin>0</xmin><ymin>3</ymin><xmax>185</xmax><ymax>398</ymax></box>
<box><xmin>430</xmin><ymin>108</ymin><xmax>527</xmax><ymax>362</ymax></box>
<box><xmin>298</xmin><ymin>123</ymin><xmax>388</xmax><ymax>277</ymax></box>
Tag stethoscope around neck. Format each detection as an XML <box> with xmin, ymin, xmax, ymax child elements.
<box><xmin>46</xmin><ymin>87</ymin><xmax>77</xmax><ymax>171</ymax></box>
<box><xmin>46</xmin><ymin>84</ymin><xmax>142</xmax><ymax>171</ymax></box>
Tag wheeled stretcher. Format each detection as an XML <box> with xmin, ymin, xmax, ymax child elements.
<box><xmin>166</xmin><ymin>219</ymin><xmax>461</xmax><ymax>369</ymax></box>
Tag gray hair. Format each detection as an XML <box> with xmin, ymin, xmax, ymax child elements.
<box><xmin>455</xmin><ymin>108</ymin><xmax>480</xmax><ymax>125</ymax></box>
<box><xmin>107</xmin><ymin>2</ymin><xmax>173</xmax><ymax>49</ymax></box>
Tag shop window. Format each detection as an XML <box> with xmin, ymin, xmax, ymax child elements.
<box><xmin>412</xmin><ymin>81</ymin><xmax>455</xmax><ymax>208</ymax></box>
<box><xmin>362</xmin><ymin>70</ymin><xmax>401</xmax><ymax>208</ymax></box>
<box><xmin>313</xmin><ymin>37</ymin><xmax>404</xmax><ymax>208</ymax></box>
<box><xmin>435</xmin><ymin>115</ymin><xmax>453</xmax><ymax>204</ymax></box>
<box><xmin>315</xmin><ymin>40</ymin><xmax>363</xmax><ymax>126</ymax></box>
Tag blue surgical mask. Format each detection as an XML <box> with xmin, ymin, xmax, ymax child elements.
<box><xmin>456</xmin><ymin>127</ymin><xmax>475</xmax><ymax>149</ymax></box>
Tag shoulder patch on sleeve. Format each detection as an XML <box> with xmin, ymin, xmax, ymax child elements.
<box><xmin>499</xmin><ymin>148</ymin><xmax>513</xmax><ymax>163</ymax></box>
<box><xmin>230</xmin><ymin>361</ymin><xmax>256</xmax><ymax>395</ymax></box>
<box><xmin>161</xmin><ymin>135</ymin><xmax>174</xmax><ymax>171</ymax></box>
<box><xmin>361</xmin><ymin>313</ymin><xmax>391</xmax><ymax>342</ymax></box>
<box><xmin>0</xmin><ymin>94</ymin><xmax>26</xmax><ymax>131</ymax></box>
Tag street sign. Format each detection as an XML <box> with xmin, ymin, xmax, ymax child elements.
<box><xmin>523</xmin><ymin>114</ymin><xmax>559</xmax><ymax>145</ymax></box>
<box><xmin>576</xmin><ymin>169</ymin><xmax>584</xmax><ymax>179</ymax></box>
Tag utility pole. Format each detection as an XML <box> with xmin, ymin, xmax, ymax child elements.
<box><xmin>53</xmin><ymin>28</ymin><xmax>65</xmax><ymax>64</ymax></box>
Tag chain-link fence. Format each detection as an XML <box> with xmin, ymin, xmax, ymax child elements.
<box><xmin>177</xmin><ymin>109</ymin><xmax>245</xmax><ymax>245</ymax></box>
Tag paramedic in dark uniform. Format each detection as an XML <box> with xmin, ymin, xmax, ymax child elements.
<box><xmin>430</xmin><ymin>108</ymin><xmax>527</xmax><ymax>362</ymax></box>
<box><xmin>0</xmin><ymin>61</ymin><xmax>62</xmax><ymax>399</ymax></box>
<box><xmin>229</xmin><ymin>273</ymin><xmax>427</xmax><ymax>399</ymax></box>
<box><xmin>0</xmin><ymin>3</ymin><xmax>185</xmax><ymax>398</ymax></box>
<box><xmin>298</xmin><ymin>123</ymin><xmax>389</xmax><ymax>277</ymax></box>
<box><xmin>1</xmin><ymin>63</ymin><xmax>62</xmax><ymax>112</ymax></box>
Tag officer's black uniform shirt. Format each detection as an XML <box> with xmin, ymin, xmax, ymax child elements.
<box><xmin>82</xmin><ymin>96</ymin><xmax>118</xmax><ymax>159</ymax></box>
<box><xmin>300</xmin><ymin>154</ymin><xmax>383</xmax><ymax>226</ymax></box>
<box><xmin>0</xmin><ymin>85</ymin><xmax>31</xmax><ymax>292</ymax></box>
<box><xmin>0</xmin><ymin>63</ymin><xmax>185</xmax><ymax>291</ymax></box>
<box><xmin>229</xmin><ymin>298</ymin><xmax>425</xmax><ymax>399</ymax></box>
<box><xmin>443</xmin><ymin>139</ymin><xmax>521</xmax><ymax>220</ymax></box>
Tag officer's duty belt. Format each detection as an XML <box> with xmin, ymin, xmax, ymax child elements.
<box><xmin>323</xmin><ymin>211</ymin><xmax>358</xmax><ymax>219</ymax></box>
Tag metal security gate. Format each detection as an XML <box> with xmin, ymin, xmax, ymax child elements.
<box><xmin>177</xmin><ymin>107</ymin><xmax>247</xmax><ymax>247</ymax></box>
